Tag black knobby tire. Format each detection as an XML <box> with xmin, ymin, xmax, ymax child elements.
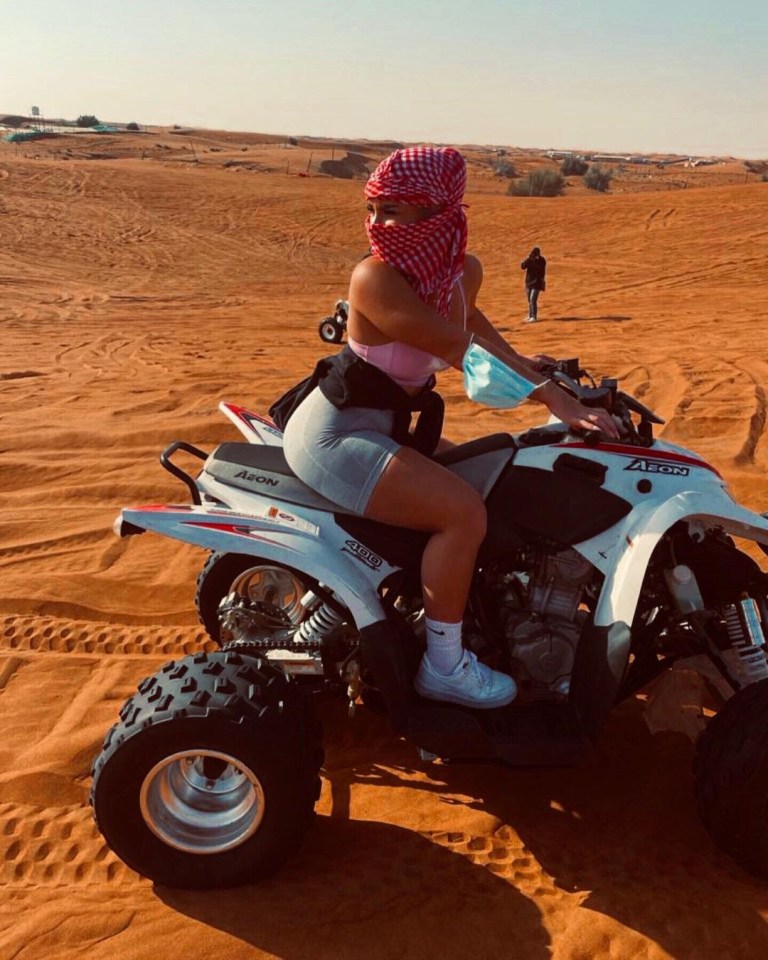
<box><xmin>196</xmin><ymin>552</ymin><xmax>260</xmax><ymax>644</ymax></box>
<box><xmin>694</xmin><ymin>677</ymin><xmax>768</xmax><ymax>879</ymax></box>
<box><xmin>318</xmin><ymin>317</ymin><xmax>344</xmax><ymax>343</ymax></box>
<box><xmin>90</xmin><ymin>650</ymin><xmax>323</xmax><ymax>888</ymax></box>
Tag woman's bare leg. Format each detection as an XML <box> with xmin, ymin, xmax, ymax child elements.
<box><xmin>364</xmin><ymin>446</ymin><xmax>486</xmax><ymax>621</ymax></box>
<box><xmin>365</xmin><ymin>446</ymin><xmax>517</xmax><ymax>708</ymax></box>
<box><xmin>431</xmin><ymin>436</ymin><xmax>456</xmax><ymax>454</ymax></box>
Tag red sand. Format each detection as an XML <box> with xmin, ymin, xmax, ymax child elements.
<box><xmin>1</xmin><ymin>130</ymin><xmax>767</xmax><ymax>959</ymax></box>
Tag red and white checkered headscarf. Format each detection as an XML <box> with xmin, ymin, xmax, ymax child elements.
<box><xmin>364</xmin><ymin>146</ymin><xmax>468</xmax><ymax>319</ymax></box>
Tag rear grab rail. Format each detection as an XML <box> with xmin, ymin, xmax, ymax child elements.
<box><xmin>159</xmin><ymin>441</ymin><xmax>209</xmax><ymax>505</ymax></box>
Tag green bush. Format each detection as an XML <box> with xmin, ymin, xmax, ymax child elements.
<box><xmin>76</xmin><ymin>114</ymin><xmax>99</xmax><ymax>128</ymax></box>
<box><xmin>492</xmin><ymin>159</ymin><xmax>518</xmax><ymax>179</ymax></box>
<box><xmin>583</xmin><ymin>164</ymin><xmax>613</xmax><ymax>192</ymax></box>
<box><xmin>126</xmin><ymin>121</ymin><xmax>140</xmax><ymax>131</ymax></box>
<box><xmin>560</xmin><ymin>156</ymin><xmax>588</xmax><ymax>176</ymax></box>
<box><xmin>508</xmin><ymin>168</ymin><xmax>565</xmax><ymax>197</ymax></box>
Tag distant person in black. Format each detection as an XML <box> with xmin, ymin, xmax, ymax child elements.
<box><xmin>520</xmin><ymin>246</ymin><xmax>547</xmax><ymax>323</ymax></box>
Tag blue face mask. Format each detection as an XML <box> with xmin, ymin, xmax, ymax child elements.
<box><xmin>462</xmin><ymin>341</ymin><xmax>538</xmax><ymax>408</ymax></box>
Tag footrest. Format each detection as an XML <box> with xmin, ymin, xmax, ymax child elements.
<box><xmin>405</xmin><ymin>699</ymin><xmax>587</xmax><ymax>767</ymax></box>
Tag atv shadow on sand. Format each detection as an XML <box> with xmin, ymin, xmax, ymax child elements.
<box><xmin>157</xmin><ymin>693</ymin><xmax>768</xmax><ymax>960</ymax></box>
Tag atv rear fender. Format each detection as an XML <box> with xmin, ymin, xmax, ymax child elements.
<box><xmin>114</xmin><ymin>504</ymin><xmax>391</xmax><ymax>629</ymax></box>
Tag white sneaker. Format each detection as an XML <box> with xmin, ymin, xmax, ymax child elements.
<box><xmin>415</xmin><ymin>650</ymin><xmax>517</xmax><ymax>709</ymax></box>
<box><xmin>525</xmin><ymin>316</ymin><xmax>538</xmax><ymax>323</ymax></box>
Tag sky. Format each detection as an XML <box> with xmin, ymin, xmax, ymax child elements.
<box><xmin>3</xmin><ymin>0</ymin><xmax>767</xmax><ymax>158</ymax></box>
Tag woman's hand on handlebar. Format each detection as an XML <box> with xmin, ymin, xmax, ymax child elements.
<box><xmin>535</xmin><ymin>381</ymin><xmax>621</xmax><ymax>440</ymax></box>
<box><xmin>525</xmin><ymin>353</ymin><xmax>557</xmax><ymax>373</ymax></box>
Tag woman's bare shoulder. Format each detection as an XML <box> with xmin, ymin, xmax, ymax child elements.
<box><xmin>351</xmin><ymin>255</ymin><xmax>396</xmax><ymax>285</ymax></box>
<box><xmin>462</xmin><ymin>253</ymin><xmax>484</xmax><ymax>295</ymax></box>
<box><xmin>349</xmin><ymin>256</ymin><xmax>416</xmax><ymax>308</ymax></box>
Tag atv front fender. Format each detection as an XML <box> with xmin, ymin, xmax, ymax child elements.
<box><xmin>568</xmin><ymin>492</ymin><xmax>768</xmax><ymax>741</ymax></box>
<box><xmin>581</xmin><ymin>491</ymin><xmax>768</xmax><ymax>629</ymax></box>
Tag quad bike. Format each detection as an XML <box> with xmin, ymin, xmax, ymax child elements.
<box><xmin>90</xmin><ymin>360</ymin><xmax>768</xmax><ymax>888</ymax></box>
<box><xmin>317</xmin><ymin>299</ymin><xmax>348</xmax><ymax>343</ymax></box>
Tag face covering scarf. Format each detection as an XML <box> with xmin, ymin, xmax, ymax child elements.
<box><xmin>364</xmin><ymin>146</ymin><xmax>468</xmax><ymax>319</ymax></box>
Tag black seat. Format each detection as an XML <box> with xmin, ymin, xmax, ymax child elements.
<box><xmin>203</xmin><ymin>444</ymin><xmax>348</xmax><ymax>513</ymax></box>
<box><xmin>203</xmin><ymin>435</ymin><xmax>519</xmax><ymax>568</ymax></box>
<box><xmin>208</xmin><ymin>432</ymin><xmax>516</xmax><ymax>486</ymax></box>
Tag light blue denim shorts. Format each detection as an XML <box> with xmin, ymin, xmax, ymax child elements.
<box><xmin>282</xmin><ymin>387</ymin><xmax>401</xmax><ymax>514</ymax></box>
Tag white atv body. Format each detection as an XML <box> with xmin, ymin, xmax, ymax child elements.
<box><xmin>93</xmin><ymin>363</ymin><xmax>768</xmax><ymax>888</ymax></box>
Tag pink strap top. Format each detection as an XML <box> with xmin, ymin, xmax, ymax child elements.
<box><xmin>347</xmin><ymin>279</ymin><xmax>467</xmax><ymax>389</ymax></box>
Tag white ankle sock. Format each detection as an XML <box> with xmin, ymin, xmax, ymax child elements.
<box><xmin>425</xmin><ymin>618</ymin><xmax>463</xmax><ymax>675</ymax></box>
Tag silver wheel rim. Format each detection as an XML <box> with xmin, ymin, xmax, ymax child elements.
<box><xmin>231</xmin><ymin>565</ymin><xmax>306</xmax><ymax>625</ymax></box>
<box><xmin>140</xmin><ymin>749</ymin><xmax>265</xmax><ymax>854</ymax></box>
<box><xmin>320</xmin><ymin>322</ymin><xmax>337</xmax><ymax>340</ymax></box>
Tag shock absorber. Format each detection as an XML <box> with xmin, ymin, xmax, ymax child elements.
<box><xmin>293</xmin><ymin>592</ymin><xmax>345</xmax><ymax>645</ymax></box>
<box><xmin>723</xmin><ymin>598</ymin><xmax>768</xmax><ymax>684</ymax></box>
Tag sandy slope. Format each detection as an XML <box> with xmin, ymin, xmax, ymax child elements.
<box><xmin>1</xmin><ymin>133</ymin><xmax>767</xmax><ymax>959</ymax></box>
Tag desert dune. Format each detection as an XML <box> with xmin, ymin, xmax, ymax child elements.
<box><xmin>1</xmin><ymin>129</ymin><xmax>767</xmax><ymax>959</ymax></box>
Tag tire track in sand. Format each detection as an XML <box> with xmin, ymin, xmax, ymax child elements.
<box><xmin>1</xmin><ymin>615</ymin><xmax>212</xmax><ymax>657</ymax></box>
<box><xmin>1</xmin><ymin>802</ymin><xmax>133</xmax><ymax>887</ymax></box>
<box><xmin>732</xmin><ymin>359</ymin><xmax>768</xmax><ymax>467</ymax></box>
<box><xmin>0</xmin><ymin>616</ymin><xmax>216</xmax><ymax>888</ymax></box>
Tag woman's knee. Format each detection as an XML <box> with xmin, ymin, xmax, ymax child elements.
<box><xmin>448</xmin><ymin>490</ymin><xmax>487</xmax><ymax>543</ymax></box>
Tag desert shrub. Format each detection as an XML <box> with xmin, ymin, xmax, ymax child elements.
<box><xmin>76</xmin><ymin>114</ymin><xmax>99</xmax><ymax>128</ymax></box>
<box><xmin>508</xmin><ymin>168</ymin><xmax>565</xmax><ymax>197</ymax></box>
<box><xmin>560</xmin><ymin>155</ymin><xmax>588</xmax><ymax>176</ymax></box>
<box><xmin>583</xmin><ymin>163</ymin><xmax>613</xmax><ymax>192</ymax></box>
<box><xmin>288</xmin><ymin>136</ymin><xmax>299</xmax><ymax>146</ymax></box>
<box><xmin>762</xmin><ymin>174</ymin><xmax>768</xmax><ymax>182</ymax></box>
<box><xmin>492</xmin><ymin>159</ymin><xmax>518</xmax><ymax>179</ymax></box>
<box><xmin>126</xmin><ymin>121</ymin><xmax>140</xmax><ymax>131</ymax></box>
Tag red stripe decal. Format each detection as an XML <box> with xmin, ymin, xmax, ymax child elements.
<box><xmin>225</xmin><ymin>404</ymin><xmax>279</xmax><ymax>430</ymax></box>
<box><xmin>182</xmin><ymin>520</ymin><xmax>291</xmax><ymax>549</ymax></box>
<box><xmin>555</xmin><ymin>442</ymin><xmax>722</xmax><ymax>478</ymax></box>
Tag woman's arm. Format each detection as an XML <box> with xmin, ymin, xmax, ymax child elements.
<box><xmin>349</xmin><ymin>255</ymin><xmax>619</xmax><ymax>437</ymax></box>
<box><xmin>350</xmin><ymin>257</ymin><xmax>543</xmax><ymax>384</ymax></box>
<box><xmin>350</xmin><ymin>254</ymin><xmax>533</xmax><ymax>368</ymax></box>
<box><xmin>463</xmin><ymin>256</ymin><xmax>552</xmax><ymax>371</ymax></box>
<box><xmin>460</xmin><ymin>257</ymin><xmax>616</xmax><ymax>433</ymax></box>
<box><xmin>348</xmin><ymin>256</ymin><xmax>471</xmax><ymax>365</ymax></box>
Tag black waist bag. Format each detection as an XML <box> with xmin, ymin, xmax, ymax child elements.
<box><xmin>268</xmin><ymin>355</ymin><xmax>334</xmax><ymax>431</ymax></box>
<box><xmin>268</xmin><ymin>346</ymin><xmax>444</xmax><ymax>456</ymax></box>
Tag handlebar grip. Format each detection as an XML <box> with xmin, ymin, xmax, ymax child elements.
<box><xmin>581</xmin><ymin>428</ymin><xmax>604</xmax><ymax>447</ymax></box>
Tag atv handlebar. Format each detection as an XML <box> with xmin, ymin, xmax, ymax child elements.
<box><xmin>541</xmin><ymin>358</ymin><xmax>665</xmax><ymax>447</ymax></box>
